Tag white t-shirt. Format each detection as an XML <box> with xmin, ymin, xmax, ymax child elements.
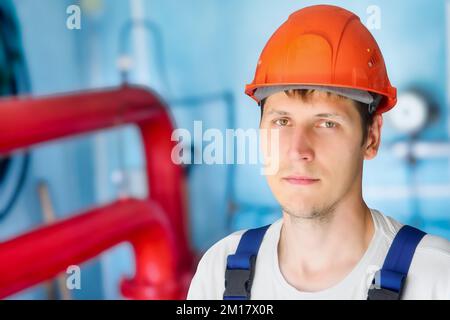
<box><xmin>187</xmin><ymin>209</ymin><xmax>450</xmax><ymax>299</ymax></box>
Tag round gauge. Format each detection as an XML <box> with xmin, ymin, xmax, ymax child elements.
<box><xmin>386</xmin><ymin>91</ymin><xmax>429</xmax><ymax>135</ymax></box>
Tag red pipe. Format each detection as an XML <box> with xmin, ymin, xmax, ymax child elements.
<box><xmin>0</xmin><ymin>199</ymin><xmax>190</xmax><ymax>299</ymax></box>
<box><xmin>0</xmin><ymin>86</ymin><xmax>195</xmax><ymax>299</ymax></box>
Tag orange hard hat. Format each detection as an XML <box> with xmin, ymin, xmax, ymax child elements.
<box><xmin>245</xmin><ymin>5</ymin><xmax>397</xmax><ymax>114</ymax></box>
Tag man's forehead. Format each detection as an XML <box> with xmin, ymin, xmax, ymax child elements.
<box><xmin>264</xmin><ymin>92</ymin><xmax>356</xmax><ymax>117</ymax></box>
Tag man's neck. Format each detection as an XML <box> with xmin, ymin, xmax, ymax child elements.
<box><xmin>277</xmin><ymin>197</ymin><xmax>374</xmax><ymax>292</ymax></box>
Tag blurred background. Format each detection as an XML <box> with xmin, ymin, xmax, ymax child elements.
<box><xmin>0</xmin><ymin>0</ymin><xmax>449</xmax><ymax>299</ymax></box>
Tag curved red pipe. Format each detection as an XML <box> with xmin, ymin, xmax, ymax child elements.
<box><xmin>0</xmin><ymin>86</ymin><xmax>195</xmax><ymax>299</ymax></box>
<box><xmin>0</xmin><ymin>199</ymin><xmax>189</xmax><ymax>299</ymax></box>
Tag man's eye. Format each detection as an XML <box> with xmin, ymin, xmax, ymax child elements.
<box><xmin>319</xmin><ymin>121</ymin><xmax>337</xmax><ymax>128</ymax></box>
<box><xmin>273</xmin><ymin>118</ymin><xmax>289</xmax><ymax>126</ymax></box>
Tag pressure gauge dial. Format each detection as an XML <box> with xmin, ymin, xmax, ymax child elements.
<box><xmin>387</xmin><ymin>92</ymin><xmax>429</xmax><ymax>135</ymax></box>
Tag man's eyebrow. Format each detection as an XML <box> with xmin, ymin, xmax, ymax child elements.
<box><xmin>266</xmin><ymin>109</ymin><xmax>290</xmax><ymax>116</ymax></box>
<box><xmin>315</xmin><ymin>113</ymin><xmax>346</xmax><ymax>119</ymax></box>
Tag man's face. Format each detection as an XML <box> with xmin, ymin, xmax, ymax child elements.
<box><xmin>259</xmin><ymin>90</ymin><xmax>380</xmax><ymax>220</ymax></box>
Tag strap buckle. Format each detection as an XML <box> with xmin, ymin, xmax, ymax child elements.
<box><xmin>367</xmin><ymin>269</ymin><xmax>404</xmax><ymax>300</ymax></box>
<box><xmin>367</xmin><ymin>287</ymin><xmax>400</xmax><ymax>300</ymax></box>
<box><xmin>223</xmin><ymin>255</ymin><xmax>256</xmax><ymax>299</ymax></box>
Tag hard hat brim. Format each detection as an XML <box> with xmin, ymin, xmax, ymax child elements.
<box><xmin>253</xmin><ymin>85</ymin><xmax>374</xmax><ymax>105</ymax></box>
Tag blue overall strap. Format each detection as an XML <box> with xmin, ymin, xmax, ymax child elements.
<box><xmin>368</xmin><ymin>225</ymin><xmax>426</xmax><ymax>300</ymax></box>
<box><xmin>223</xmin><ymin>224</ymin><xmax>271</xmax><ymax>300</ymax></box>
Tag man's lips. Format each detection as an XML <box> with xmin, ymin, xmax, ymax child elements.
<box><xmin>282</xmin><ymin>176</ymin><xmax>320</xmax><ymax>185</ymax></box>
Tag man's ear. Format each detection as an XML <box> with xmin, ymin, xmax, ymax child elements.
<box><xmin>364</xmin><ymin>114</ymin><xmax>383</xmax><ymax>160</ymax></box>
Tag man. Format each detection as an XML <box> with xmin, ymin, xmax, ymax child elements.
<box><xmin>187</xmin><ymin>4</ymin><xmax>450</xmax><ymax>299</ymax></box>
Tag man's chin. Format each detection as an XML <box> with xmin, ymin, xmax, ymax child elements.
<box><xmin>281</xmin><ymin>202</ymin><xmax>330</xmax><ymax>217</ymax></box>
<box><xmin>281</xmin><ymin>205</ymin><xmax>314</xmax><ymax>217</ymax></box>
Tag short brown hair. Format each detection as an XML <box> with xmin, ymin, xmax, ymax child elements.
<box><xmin>259</xmin><ymin>89</ymin><xmax>375</xmax><ymax>146</ymax></box>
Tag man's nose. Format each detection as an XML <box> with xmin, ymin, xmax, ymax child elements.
<box><xmin>288</xmin><ymin>127</ymin><xmax>315</xmax><ymax>162</ymax></box>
